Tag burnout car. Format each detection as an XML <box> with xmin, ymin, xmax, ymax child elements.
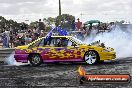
<box><xmin>14</xmin><ymin>36</ymin><xmax>116</xmax><ymax>66</ymax></box>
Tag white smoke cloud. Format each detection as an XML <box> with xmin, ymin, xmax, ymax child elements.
<box><xmin>84</xmin><ymin>26</ymin><xmax>132</xmax><ymax>58</ymax></box>
<box><xmin>5</xmin><ymin>51</ymin><xmax>29</xmax><ymax>66</ymax></box>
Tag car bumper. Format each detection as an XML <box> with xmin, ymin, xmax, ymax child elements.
<box><xmin>14</xmin><ymin>54</ymin><xmax>29</xmax><ymax>63</ymax></box>
<box><xmin>104</xmin><ymin>53</ymin><xmax>116</xmax><ymax>60</ymax></box>
<box><xmin>100</xmin><ymin>52</ymin><xmax>116</xmax><ymax>61</ymax></box>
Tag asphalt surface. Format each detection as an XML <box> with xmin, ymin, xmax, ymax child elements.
<box><xmin>0</xmin><ymin>58</ymin><xmax>132</xmax><ymax>88</ymax></box>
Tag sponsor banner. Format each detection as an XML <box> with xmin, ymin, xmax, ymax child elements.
<box><xmin>80</xmin><ymin>74</ymin><xmax>130</xmax><ymax>83</ymax></box>
<box><xmin>77</xmin><ymin>66</ymin><xmax>131</xmax><ymax>84</ymax></box>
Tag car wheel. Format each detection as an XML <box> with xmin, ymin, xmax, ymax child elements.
<box><xmin>29</xmin><ymin>54</ymin><xmax>42</xmax><ymax>66</ymax></box>
<box><xmin>84</xmin><ymin>51</ymin><xmax>99</xmax><ymax>64</ymax></box>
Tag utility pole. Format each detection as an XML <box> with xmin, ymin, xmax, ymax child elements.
<box><xmin>59</xmin><ymin>0</ymin><xmax>61</xmax><ymax>26</ymax></box>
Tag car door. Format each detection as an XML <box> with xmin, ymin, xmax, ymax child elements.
<box><xmin>38</xmin><ymin>37</ymin><xmax>66</xmax><ymax>61</ymax></box>
<box><xmin>28</xmin><ymin>37</ymin><xmax>58</xmax><ymax>62</ymax></box>
<box><xmin>34</xmin><ymin>37</ymin><xmax>67</xmax><ymax>62</ymax></box>
<box><xmin>39</xmin><ymin>37</ymin><xmax>60</xmax><ymax>61</ymax></box>
<box><xmin>53</xmin><ymin>37</ymin><xmax>81</xmax><ymax>61</ymax></box>
<box><xmin>65</xmin><ymin>38</ymin><xmax>82</xmax><ymax>61</ymax></box>
<box><xmin>52</xmin><ymin>37</ymin><xmax>67</xmax><ymax>61</ymax></box>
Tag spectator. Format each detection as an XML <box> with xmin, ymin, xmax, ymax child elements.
<box><xmin>4</xmin><ymin>29</ymin><xmax>10</xmax><ymax>48</ymax></box>
<box><xmin>13</xmin><ymin>35</ymin><xmax>21</xmax><ymax>47</ymax></box>
<box><xmin>107</xmin><ymin>22</ymin><xmax>116</xmax><ymax>31</ymax></box>
<box><xmin>9</xmin><ymin>27</ymin><xmax>14</xmax><ymax>48</ymax></box>
<box><xmin>20</xmin><ymin>34</ymin><xmax>25</xmax><ymax>45</ymax></box>
<box><xmin>71</xmin><ymin>20</ymin><xmax>76</xmax><ymax>31</ymax></box>
<box><xmin>25</xmin><ymin>35</ymin><xmax>32</xmax><ymax>45</ymax></box>
<box><xmin>31</xmin><ymin>34</ymin><xmax>36</xmax><ymax>42</ymax></box>
<box><xmin>28</xmin><ymin>35</ymin><xmax>32</xmax><ymax>43</ymax></box>
<box><xmin>34</xmin><ymin>28</ymin><xmax>39</xmax><ymax>38</ymax></box>
<box><xmin>1</xmin><ymin>33</ymin><xmax>8</xmax><ymax>48</ymax></box>
<box><xmin>75</xmin><ymin>18</ymin><xmax>82</xmax><ymax>31</ymax></box>
<box><xmin>38</xmin><ymin>19</ymin><xmax>45</xmax><ymax>35</ymax></box>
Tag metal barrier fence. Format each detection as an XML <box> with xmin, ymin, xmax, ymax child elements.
<box><xmin>0</xmin><ymin>48</ymin><xmax>15</xmax><ymax>63</ymax></box>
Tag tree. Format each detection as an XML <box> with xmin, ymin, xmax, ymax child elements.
<box><xmin>46</xmin><ymin>17</ymin><xmax>55</xmax><ymax>26</ymax></box>
<box><xmin>45</xmin><ymin>17</ymin><xmax>55</xmax><ymax>32</ymax></box>
<box><xmin>55</xmin><ymin>14</ymin><xmax>75</xmax><ymax>30</ymax></box>
<box><xmin>0</xmin><ymin>16</ymin><xmax>28</xmax><ymax>33</ymax></box>
<box><xmin>28</xmin><ymin>14</ymin><xmax>75</xmax><ymax>32</ymax></box>
<box><xmin>29</xmin><ymin>17</ymin><xmax>55</xmax><ymax>32</ymax></box>
<box><xmin>29</xmin><ymin>21</ymin><xmax>38</xmax><ymax>29</ymax></box>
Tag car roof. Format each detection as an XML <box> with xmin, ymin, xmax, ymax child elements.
<box><xmin>42</xmin><ymin>36</ymin><xmax>72</xmax><ymax>38</ymax></box>
<box><xmin>28</xmin><ymin>36</ymin><xmax>73</xmax><ymax>46</ymax></box>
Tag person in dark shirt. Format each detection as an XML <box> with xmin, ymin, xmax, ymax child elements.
<box><xmin>71</xmin><ymin>20</ymin><xmax>75</xmax><ymax>31</ymax></box>
<box><xmin>1</xmin><ymin>33</ymin><xmax>8</xmax><ymax>48</ymax></box>
<box><xmin>21</xmin><ymin>34</ymin><xmax>25</xmax><ymax>45</ymax></box>
<box><xmin>38</xmin><ymin>19</ymin><xmax>45</xmax><ymax>35</ymax></box>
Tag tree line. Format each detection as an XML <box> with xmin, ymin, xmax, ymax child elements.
<box><xmin>0</xmin><ymin>14</ymin><xmax>75</xmax><ymax>32</ymax></box>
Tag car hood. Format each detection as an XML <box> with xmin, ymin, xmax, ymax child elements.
<box><xmin>15</xmin><ymin>45</ymin><xmax>29</xmax><ymax>50</ymax></box>
<box><xmin>88</xmin><ymin>41</ymin><xmax>114</xmax><ymax>51</ymax></box>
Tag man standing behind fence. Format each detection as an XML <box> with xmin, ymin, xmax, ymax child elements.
<box><xmin>71</xmin><ymin>20</ymin><xmax>75</xmax><ymax>31</ymax></box>
<box><xmin>1</xmin><ymin>33</ymin><xmax>8</xmax><ymax>48</ymax></box>
<box><xmin>75</xmin><ymin>18</ymin><xmax>82</xmax><ymax>31</ymax></box>
<box><xmin>4</xmin><ymin>29</ymin><xmax>10</xmax><ymax>48</ymax></box>
<box><xmin>37</xmin><ymin>19</ymin><xmax>45</xmax><ymax>36</ymax></box>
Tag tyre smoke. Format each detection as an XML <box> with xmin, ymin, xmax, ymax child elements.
<box><xmin>5</xmin><ymin>51</ymin><xmax>29</xmax><ymax>66</ymax></box>
<box><xmin>84</xmin><ymin>25</ymin><xmax>132</xmax><ymax>58</ymax></box>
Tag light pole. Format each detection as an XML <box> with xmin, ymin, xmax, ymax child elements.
<box><xmin>59</xmin><ymin>0</ymin><xmax>61</xmax><ymax>26</ymax></box>
<box><xmin>59</xmin><ymin>0</ymin><xmax>61</xmax><ymax>17</ymax></box>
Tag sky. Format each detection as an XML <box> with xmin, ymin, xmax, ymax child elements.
<box><xmin>0</xmin><ymin>0</ymin><xmax>132</xmax><ymax>23</ymax></box>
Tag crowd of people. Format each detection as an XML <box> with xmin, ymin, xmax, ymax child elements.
<box><xmin>0</xmin><ymin>28</ymin><xmax>46</xmax><ymax>48</ymax></box>
<box><xmin>0</xmin><ymin>18</ymin><xmax>116</xmax><ymax>48</ymax></box>
<box><xmin>69</xmin><ymin>21</ymin><xmax>116</xmax><ymax>41</ymax></box>
<box><xmin>0</xmin><ymin>19</ymin><xmax>46</xmax><ymax>48</ymax></box>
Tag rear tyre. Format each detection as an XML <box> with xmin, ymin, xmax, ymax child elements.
<box><xmin>29</xmin><ymin>54</ymin><xmax>42</xmax><ymax>66</ymax></box>
<box><xmin>84</xmin><ymin>51</ymin><xmax>99</xmax><ymax>64</ymax></box>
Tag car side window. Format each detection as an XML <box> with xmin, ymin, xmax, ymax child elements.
<box><xmin>54</xmin><ymin>37</ymin><xmax>76</xmax><ymax>47</ymax></box>
<box><xmin>50</xmin><ymin>38</ymin><xmax>55</xmax><ymax>46</ymax></box>
<box><xmin>67</xmin><ymin>39</ymin><xmax>77</xmax><ymax>46</ymax></box>
<box><xmin>56</xmin><ymin>38</ymin><xmax>62</xmax><ymax>47</ymax></box>
<box><xmin>62</xmin><ymin>38</ymin><xmax>68</xmax><ymax>47</ymax></box>
<box><xmin>44</xmin><ymin>37</ymin><xmax>56</xmax><ymax>47</ymax></box>
<box><xmin>67</xmin><ymin>39</ymin><xmax>73</xmax><ymax>46</ymax></box>
<box><xmin>29</xmin><ymin>39</ymin><xmax>42</xmax><ymax>48</ymax></box>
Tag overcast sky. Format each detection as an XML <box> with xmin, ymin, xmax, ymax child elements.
<box><xmin>0</xmin><ymin>0</ymin><xmax>132</xmax><ymax>23</ymax></box>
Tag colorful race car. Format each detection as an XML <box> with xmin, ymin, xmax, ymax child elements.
<box><xmin>14</xmin><ymin>36</ymin><xmax>116</xmax><ymax>66</ymax></box>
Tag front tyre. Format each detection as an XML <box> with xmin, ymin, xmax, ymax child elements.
<box><xmin>84</xmin><ymin>51</ymin><xmax>99</xmax><ymax>64</ymax></box>
<box><xmin>29</xmin><ymin>54</ymin><xmax>42</xmax><ymax>66</ymax></box>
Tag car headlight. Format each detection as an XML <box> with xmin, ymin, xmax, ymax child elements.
<box><xmin>103</xmin><ymin>49</ymin><xmax>109</xmax><ymax>52</ymax></box>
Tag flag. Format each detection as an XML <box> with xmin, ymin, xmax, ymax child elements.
<box><xmin>45</xmin><ymin>27</ymin><xmax>55</xmax><ymax>41</ymax></box>
<box><xmin>57</xmin><ymin>27</ymin><xmax>68</xmax><ymax>36</ymax></box>
<box><xmin>45</xmin><ymin>26</ymin><xmax>68</xmax><ymax>42</ymax></box>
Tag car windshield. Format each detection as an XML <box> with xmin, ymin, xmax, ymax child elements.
<box><xmin>71</xmin><ymin>37</ymin><xmax>85</xmax><ymax>45</ymax></box>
